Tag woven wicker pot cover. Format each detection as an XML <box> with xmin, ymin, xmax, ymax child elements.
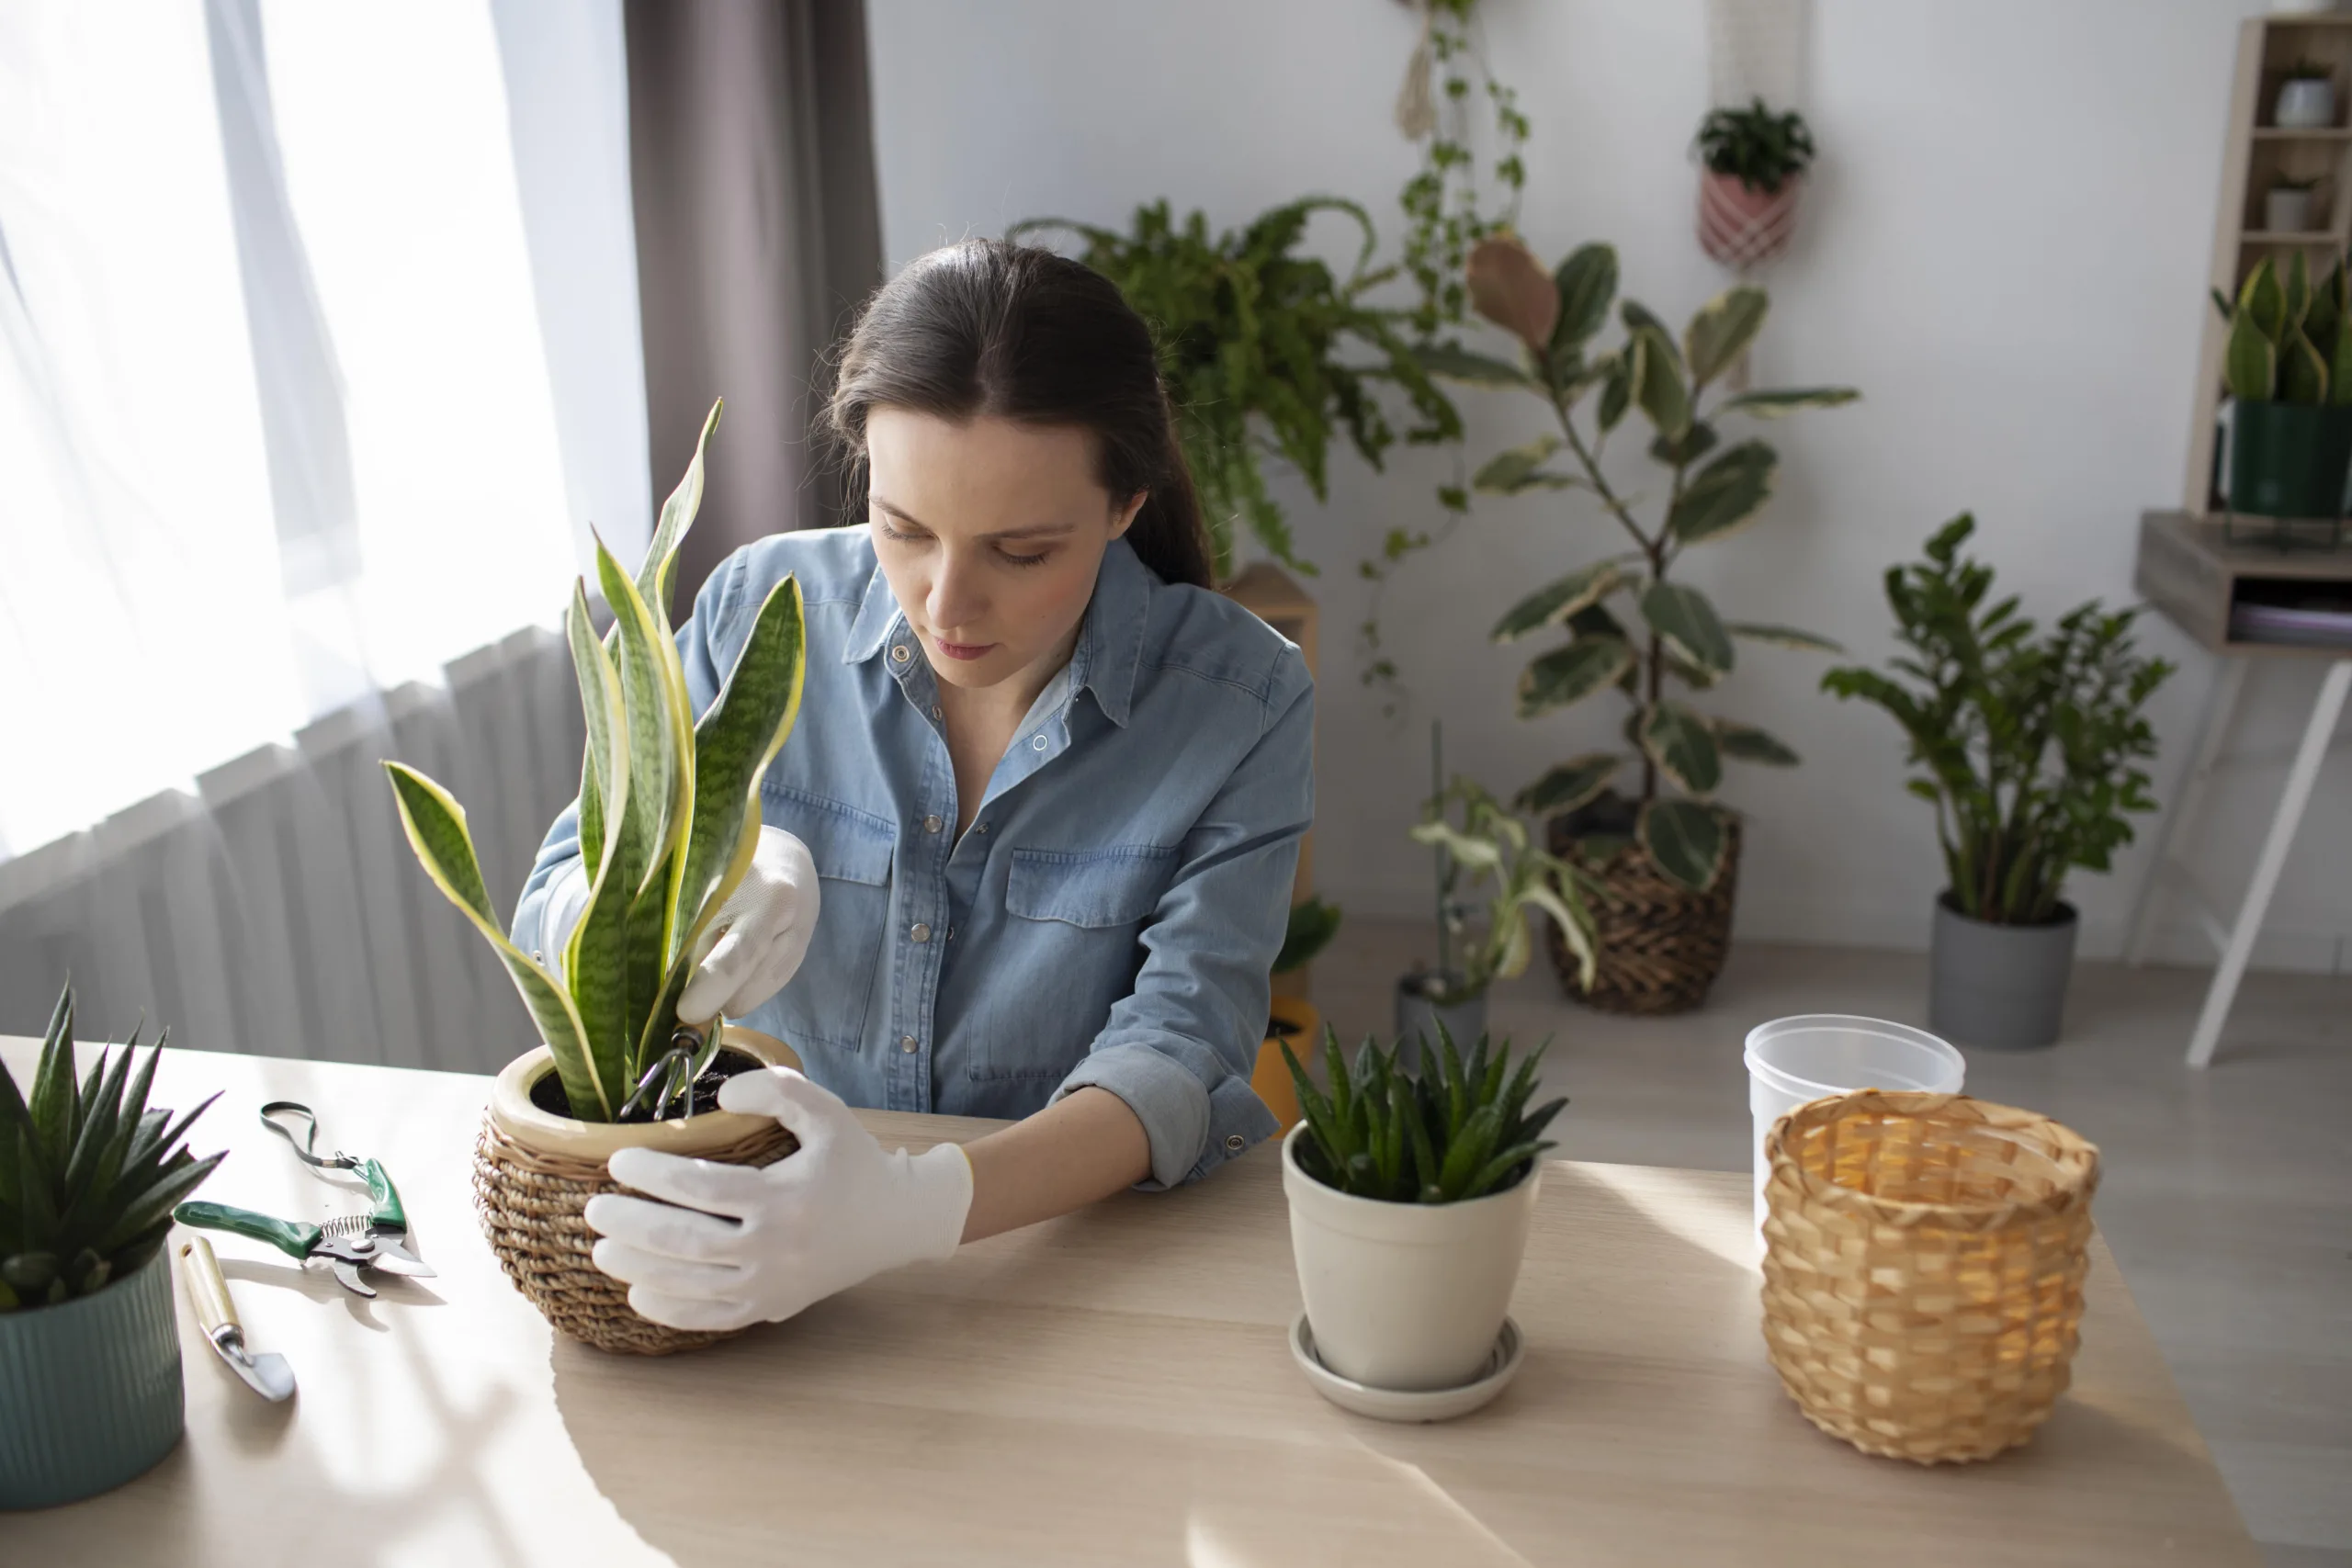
<box><xmin>1759</xmin><ymin>1090</ymin><xmax>2101</xmax><ymax>1464</ymax></box>
<box><xmin>474</xmin><ymin>1034</ymin><xmax>799</xmax><ymax>1356</ymax></box>
<box><xmin>1547</xmin><ymin>814</ymin><xmax>1741</xmax><ymax>1015</ymax></box>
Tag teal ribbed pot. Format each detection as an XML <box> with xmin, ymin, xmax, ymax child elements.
<box><xmin>0</xmin><ymin>1246</ymin><xmax>185</xmax><ymax>1509</ymax></box>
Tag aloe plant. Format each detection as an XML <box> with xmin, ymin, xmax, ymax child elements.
<box><xmin>1</xmin><ymin>984</ymin><xmax>223</xmax><ymax>1311</ymax></box>
<box><xmin>383</xmin><ymin>402</ymin><xmax>810</xmax><ymax>1123</ymax></box>
<box><xmin>1414</xmin><ymin>236</ymin><xmax>1858</xmax><ymax>893</ymax></box>
<box><xmin>1282</xmin><ymin>1026</ymin><xmax>1562</xmax><ymax>1204</ymax></box>
<box><xmin>2223</xmin><ymin>253</ymin><xmax>2352</xmax><ymax>408</ymax></box>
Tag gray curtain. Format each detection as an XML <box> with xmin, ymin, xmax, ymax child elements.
<box><xmin>625</xmin><ymin>0</ymin><xmax>883</xmax><ymax>604</ymax></box>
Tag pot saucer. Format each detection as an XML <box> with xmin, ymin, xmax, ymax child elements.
<box><xmin>1289</xmin><ymin>1313</ymin><xmax>1524</xmax><ymax>1423</ymax></box>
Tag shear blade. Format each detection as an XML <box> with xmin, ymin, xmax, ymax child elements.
<box><xmin>330</xmin><ymin>1258</ymin><xmax>376</xmax><ymax>1298</ymax></box>
<box><xmin>368</xmin><ymin>1241</ymin><xmax>435</xmax><ymax>1279</ymax></box>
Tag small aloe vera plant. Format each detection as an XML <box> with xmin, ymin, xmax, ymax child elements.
<box><xmin>1282</xmin><ymin>1027</ymin><xmax>1564</xmax><ymax>1204</ymax></box>
<box><xmin>383</xmin><ymin>402</ymin><xmax>809</xmax><ymax>1124</ymax></box>
<box><xmin>0</xmin><ymin>984</ymin><xmax>223</xmax><ymax>1311</ymax></box>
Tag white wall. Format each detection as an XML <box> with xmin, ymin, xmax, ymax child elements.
<box><xmin>866</xmin><ymin>0</ymin><xmax>2352</xmax><ymax>973</ymax></box>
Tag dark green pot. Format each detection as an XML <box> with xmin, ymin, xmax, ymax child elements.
<box><xmin>2228</xmin><ymin>400</ymin><xmax>2352</xmax><ymax>517</ymax></box>
<box><xmin>0</xmin><ymin>1247</ymin><xmax>185</xmax><ymax>1509</ymax></box>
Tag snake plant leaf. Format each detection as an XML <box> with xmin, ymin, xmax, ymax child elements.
<box><xmin>1714</xmin><ymin>717</ymin><xmax>1802</xmax><ymax>766</ymax></box>
<box><xmin>1638</xmin><ymin>797</ymin><xmax>1727</xmax><ymax>892</ymax></box>
<box><xmin>1633</xmin><ymin>324</ymin><xmax>1691</xmax><ymax>437</ymax></box>
<box><xmin>2285</xmin><ymin>249</ymin><xmax>2312</xmax><ymax>336</ymax></box>
<box><xmin>1650</xmin><ymin>421</ymin><xmax>1719</xmax><ymax>468</ymax></box>
<box><xmin>384</xmin><ymin>762</ymin><xmax>611</xmax><ymax>1120</ymax></box>
<box><xmin>1517</xmin><ymin>637</ymin><xmax>1635</xmax><ymax>718</ymax></box>
<box><xmin>565</xmin><ymin>830</ymin><xmax>638</xmax><ymax>1113</ymax></box>
<box><xmin>1597</xmin><ymin>338</ymin><xmax>1637</xmax><ymax>433</ymax></box>
<box><xmin>2279</xmin><ymin>327</ymin><xmax>2329</xmax><ymax>405</ymax></box>
<box><xmin>565</xmin><ymin>582</ymin><xmax>628</xmax><ymax>886</ymax></box>
<box><xmin>637</xmin><ymin>399</ymin><xmax>722</xmax><ymax>619</ymax></box>
<box><xmin>1515</xmin><ymin>752</ymin><xmax>1621</xmax><ymax>818</ymax></box>
<box><xmin>2240</xmin><ymin>257</ymin><xmax>2284</xmax><ymax>342</ymax></box>
<box><xmin>2334</xmin><ymin>316</ymin><xmax>2352</xmax><ymax>406</ymax></box>
<box><xmin>1665</xmin><ymin>440</ymin><xmax>1776</xmax><ymax>545</ymax></box>
<box><xmin>1715</xmin><ymin>386</ymin><xmax>1860</xmax><ymax>419</ymax></box>
<box><xmin>2225</xmin><ymin>311</ymin><xmax>2278</xmax><ymax>402</ymax></box>
<box><xmin>1640</xmin><ymin>701</ymin><xmax>1724</xmax><ymax>795</ymax></box>
<box><xmin>673</xmin><ymin>576</ymin><xmax>809</xmax><ymax>971</ymax></box>
<box><xmin>1683</xmin><ymin>285</ymin><xmax>1769</xmax><ymax>388</ymax></box>
<box><xmin>1408</xmin><ymin>341</ymin><xmax>1536</xmax><ymax>389</ymax></box>
<box><xmin>1491</xmin><ymin>561</ymin><xmax>1621</xmax><ymax>642</ymax></box>
<box><xmin>1726</xmin><ymin>620</ymin><xmax>1844</xmax><ymax>653</ymax></box>
<box><xmin>1549</xmin><ymin>243</ymin><xmax>1619</xmax><ymax>352</ymax></box>
<box><xmin>1639</xmin><ymin>581</ymin><xmax>1736</xmax><ymax>673</ymax></box>
<box><xmin>595</xmin><ymin>535</ymin><xmax>696</xmax><ymax>913</ymax></box>
<box><xmin>2310</xmin><ymin>261</ymin><xmax>2342</xmax><ymax>352</ymax></box>
<box><xmin>1473</xmin><ymin>435</ymin><xmax>1564</xmax><ymax>494</ymax></box>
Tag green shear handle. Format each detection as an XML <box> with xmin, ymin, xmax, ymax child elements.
<box><xmin>175</xmin><ymin>1201</ymin><xmax>323</xmax><ymax>1261</ymax></box>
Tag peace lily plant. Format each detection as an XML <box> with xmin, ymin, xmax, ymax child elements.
<box><xmin>1415</xmin><ymin>235</ymin><xmax>1858</xmax><ymax>893</ymax></box>
<box><xmin>384</xmin><ymin>402</ymin><xmax>808</xmax><ymax>1125</ymax></box>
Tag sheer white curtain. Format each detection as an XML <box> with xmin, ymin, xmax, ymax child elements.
<box><xmin>0</xmin><ymin>0</ymin><xmax>647</xmax><ymax>1058</ymax></box>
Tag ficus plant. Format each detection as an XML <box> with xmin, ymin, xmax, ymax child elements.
<box><xmin>1011</xmin><ymin>199</ymin><xmax>1459</xmax><ymax>580</ymax></box>
<box><xmin>2222</xmin><ymin>252</ymin><xmax>2352</xmax><ymax>408</ymax></box>
<box><xmin>1282</xmin><ymin>1024</ymin><xmax>1563</xmax><ymax>1205</ymax></box>
<box><xmin>1413</xmin><ymin>235</ymin><xmax>1858</xmax><ymax>892</ymax></box>
<box><xmin>1</xmin><ymin>983</ymin><xmax>223</xmax><ymax>1312</ymax></box>
<box><xmin>384</xmin><ymin>402</ymin><xmax>810</xmax><ymax>1124</ymax></box>
<box><xmin>1822</xmin><ymin>514</ymin><xmax>2174</xmax><ymax>927</ymax></box>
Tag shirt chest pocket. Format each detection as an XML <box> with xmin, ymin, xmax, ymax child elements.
<box><xmin>974</xmin><ymin>845</ymin><xmax>1177</xmax><ymax>1083</ymax></box>
<box><xmin>755</xmin><ymin>787</ymin><xmax>895</xmax><ymax>1055</ymax></box>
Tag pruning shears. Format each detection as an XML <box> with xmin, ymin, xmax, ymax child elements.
<box><xmin>172</xmin><ymin>1102</ymin><xmax>435</xmax><ymax>1299</ymax></box>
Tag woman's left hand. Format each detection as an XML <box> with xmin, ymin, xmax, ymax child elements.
<box><xmin>583</xmin><ymin>1068</ymin><xmax>974</xmax><ymax>1332</ymax></box>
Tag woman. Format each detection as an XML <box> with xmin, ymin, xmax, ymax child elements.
<box><xmin>511</xmin><ymin>240</ymin><xmax>1312</xmax><ymax>1334</ymax></box>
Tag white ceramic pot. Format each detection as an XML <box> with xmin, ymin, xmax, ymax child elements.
<box><xmin>2276</xmin><ymin>77</ymin><xmax>2337</xmax><ymax>128</ymax></box>
<box><xmin>2267</xmin><ymin>186</ymin><xmax>2318</xmax><ymax>233</ymax></box>
<box><xmin>1281</xmin><ymin>1122</ymin><xmax>1541</xmax><ymax>1392</ymax></box>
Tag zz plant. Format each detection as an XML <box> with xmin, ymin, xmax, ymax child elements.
<box><xmin>1415</xmin><ymin>235</ymin><xmax>1857</xmax><ymax>891</ymax></box>
<box><xmin>384</xmin><ymin>403</ymin><xmax>810</xmax><ymax>1124</ymax></box>
<box><xmin>1822</xmin><ymin>514</ymin><xmax>2174</xmax><ymax>926</ymax></box>
<box><xmin>1</xmin><ymin>984</ymin><xmax>222</xmax><ymax>1311</ymax></box>
<box><xmin>1283</xmin><ymin>1026</ymin><xmax>1562</xmax><ymax>1205</ymax></box>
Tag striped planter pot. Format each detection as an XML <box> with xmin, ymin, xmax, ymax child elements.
<box><xmin>0</xmin><ymin>1247</ymin><xmax>185</xmax><ymax>1510</ymax></box>
<box><xmin>1698</xmin><ymin>169</ymin><xmax>1803</xmax><ymax>270</ymax></box>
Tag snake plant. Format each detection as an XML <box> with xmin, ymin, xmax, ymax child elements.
<box><xmin>1282</xmin><ymin>1026</ymin><xmax>1562</xmax><ymax>1204</ymax></box>
<box><xmin>0</xmin><ymin>983</ymin><xmax>223</xmax><ymax>1311</ymax></box>
<box><xmin>383</xmin><ymin>402</ymin><xmax>809</xmax><ymax>1123</ymax></box>
<box><xmin>2222</xmin><ymin>253</ymin><xmax>2352</xmax><ymax>408</ymax></box>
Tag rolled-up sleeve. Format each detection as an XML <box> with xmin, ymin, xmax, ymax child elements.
<box><xmin>1048</xmin><ymin>652</ymin><xmax>1313</xmax><ymax>1189</ymax></box>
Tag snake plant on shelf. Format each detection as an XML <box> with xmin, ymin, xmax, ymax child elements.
<box><xmin>1413</xmin><ymin>235</ymin><xmax>1859</xmax><ymax>892</ymax></box>
<box><xmin>383</xmin><ymin>402</ymin><xmax>809</xmax><ymax>1125</ymax></box>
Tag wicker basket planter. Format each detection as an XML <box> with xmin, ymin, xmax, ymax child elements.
<box><xmin>474</xmin><ymin>1027</ymin><xmax>800</xmax><ymax>1356</ymax></box>
<box><xmin>1546</xmin><ymin>812</ymin><xmax>1742</xmax><ymax>1015</ymax></box>
<box><xmin>1759</xmin><ymin>1090</ymin><xmax>2101</xmax><ymax>1464</ymax></box>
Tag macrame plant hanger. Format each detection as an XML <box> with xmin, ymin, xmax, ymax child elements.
<box><xmin>1700</xmin><ymin>0</ymin><xmax>1809</xmax><ymax>389</ymax></box>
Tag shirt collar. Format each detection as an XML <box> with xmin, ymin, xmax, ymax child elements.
<box><xmin>842</xmin><ymin>537</ymin><xmax>1153</xmax><ymax>729</ymax></box>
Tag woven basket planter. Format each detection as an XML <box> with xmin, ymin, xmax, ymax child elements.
<box><xmin>1759</xmin><ymin>1090</ymin><xmax>2101</xmax><ymax>1464</ymax></box>
<box><xmin>1547</xmin><ymin>813</ymin><xmax>1742</xmax><ymax>1015</ymax></box>
<box><xmin>474</xmin><ymin>1029</ymin><xmax>799</xmax><ymax>1356</ymax></box>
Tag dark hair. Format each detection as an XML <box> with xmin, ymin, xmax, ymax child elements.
<box><xmin>826</xmin><ymin>239</ymin><xmax>1215</xmax><ymax>589</ymax></box>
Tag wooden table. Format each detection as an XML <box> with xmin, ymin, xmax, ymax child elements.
<box><xmin>2</xmin><ymin>1041</ymin><xmax>2258</xmax><ymax>1565</ymax></box>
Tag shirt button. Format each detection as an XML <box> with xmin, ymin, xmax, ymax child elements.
<box><xmin>910</xmin><ymin>922</ymin><xmax>932</xmax><ymax>944</ymax></box>
<box><xmin>1224</xmin><ymin>1134</ymin><xmax>1247</xmax><ymax>1154</ymax></box>
<box><xmin>975</xmin><ymin>822</ymin><xmax>989</xmax><ymax>834</ymax></box>
<box><xmin>1031</xmin><ymin>734</ymin><xmax>1047</xmax><ymax>750</ymax></box>
<box><xmin>923</xmin><ymin>814</ymin><xmax>944</xmax><ymax>834</ymax></box>
<box><xmin>890</xmin><ymin>643</ymin><xmax>911</xmax><ymax>664</ymax></box>
<box><xmin>899</xmin><ymin>1035</ymin><xmax>919</xmax><ymax>1054</ymax></box>
<box><xmin>931</xmin><ymin>705</ymin><xmax>943</xmax><ymax>720</ymax></box>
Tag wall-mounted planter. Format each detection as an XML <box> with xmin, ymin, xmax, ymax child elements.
<box><xmin>1698</xmin><ymin>169</ymin><xmax>1802</xmax><ymax>269</ymax></box>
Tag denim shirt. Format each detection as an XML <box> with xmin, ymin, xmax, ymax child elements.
<box><xmin>513</xmin><ymin>529</ymin><xmax>1309</xmax><ymax>1189</ymax></box>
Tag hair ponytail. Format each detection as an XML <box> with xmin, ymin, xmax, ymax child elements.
<box><xmin>827</xmin><ymin>239</ymin><xmax>1215</xmax><ymax>590</ymax></box>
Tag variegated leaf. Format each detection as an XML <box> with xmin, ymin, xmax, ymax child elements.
<box><xmin>639</xmin><ymin>399</ymin><xmax>722</xmax><ymax>620</ymax></box>
<box><xmin>1639</xmin><ymin>701</ymin><xmax>1724</xmax><ymax>795</ymax></box>
<box><xmin>1515</xmin><ymin>753</ymin><xmax>1621</xmax><ymax>817</ymax></box>
<box><xmin>1638</xmin><ymin>798</ymin><xmax>1727</xmax><ymax>893</ymax></box>
<box><xmin>1683</xmin><ymin>286</ymin><xmax>1768</xmax><ymax>388</ymax></box>
<box><xmin>1517</xmin><ymin>637</ymin><xmax>1634</xmax><ymax>718</ymax></box>
<box><xmin>1715</xmin><ymin>718</ymin><xmax>1801</xmax><ymax>766</ymax></box>
<box><xmin>1665</xmin><ymin>440</ymin><xmax>1776</xmax><ymax>545</ymax></box>
<box><xmin>1638</xmin><ymin>581</ymin><xmax>1736</xmax><ymax>673</ymax></box>
<box><xmin>1473</xmin><ymin>435</ymin><xmax>1564</xmax><ymax>494</ymax></box>
<box><xmin>1490</xmin><ymin>562</ymin><xmax>1621</xmax><ymax>643</ymax></box>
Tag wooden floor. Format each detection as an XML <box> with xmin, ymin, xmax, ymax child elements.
<box><xmin>1306</xmin><ymin>918</ymin><xmax>2352</xmax><ymax>1567</ymax></box>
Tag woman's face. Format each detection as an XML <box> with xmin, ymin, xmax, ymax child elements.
<box><xmin>865</xmin><ymin>408</ymin><xmax>1143</xmax><ymax>696</ymax></box>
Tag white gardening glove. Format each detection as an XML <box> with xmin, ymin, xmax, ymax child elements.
<box><xmin>582</xmin><ymin>1067</ymin><xmax>973</xmax><ymax>1332</ymax></box>
<box><xmin>677</xmin><ymin>826</ymin><xmax>820</xmax><ymax>1025</ymax></box>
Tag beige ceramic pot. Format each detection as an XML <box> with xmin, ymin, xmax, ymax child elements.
<box><xmin>474</xmin><ymin>1025</ymin><xmax>802</xmax><ymax>1355</ymax></box>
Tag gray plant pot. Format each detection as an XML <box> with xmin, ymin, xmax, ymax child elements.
<box><xmin>0</xmin><ymin>1246</ymin><xmax>185</xmax><ymax>1509</ymax></box>
<box><xmin>1394</xmin><ymin>972</ymin><xmax>1488</xmax><ymax>1074</ymax></box>
<box><xmin>1928</xmin><ymin>895</ymin><xmax>2079</xmax><ymax>1051</ymax></box>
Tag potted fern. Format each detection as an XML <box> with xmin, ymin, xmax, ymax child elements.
<box><xmin>1280</xmin><ymin>1029</ymin><xmax>1561</xmax><ymax>1404</ymax></box>
<box><xmin>1823</xmin><ymin>515</ymin><xmax>2174</xmax><ymax>1049</ymax></box>
<box><xmin>1416</xmin><ymin>234</ymin><xmax>1855</xmax><ymax>1014</ymax></box>
<box><xmin>382</xmin><ymin>403</ymin><xmax>813</xmax><ymax>1355</ymax></box>
<box><xmin>2</xmin><ymin>984</ymin><xmax>223</xmax><ymax>1507</ymax></box>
